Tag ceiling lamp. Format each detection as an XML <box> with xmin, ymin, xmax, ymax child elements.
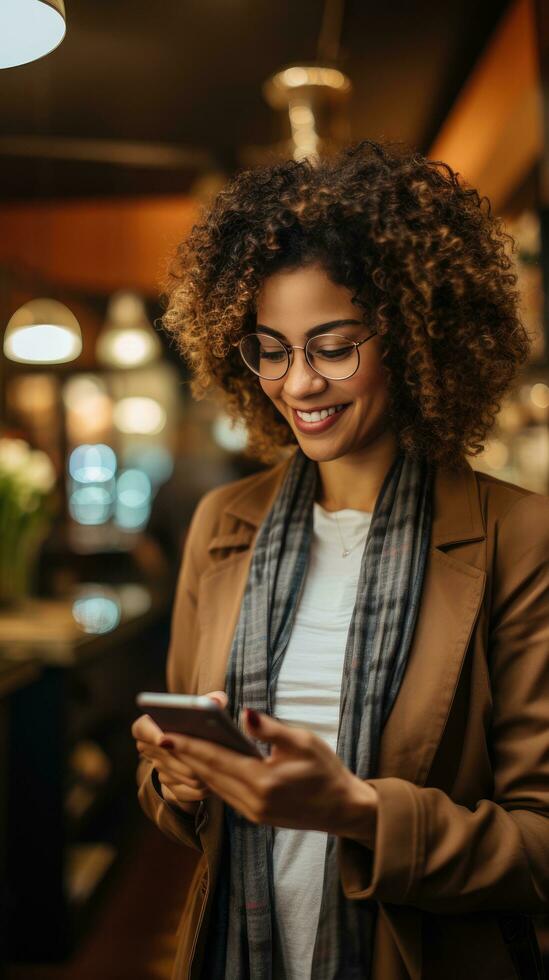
<box><xmin>242</xmin><ymin>0</ymin><xmax>351</xmax><ymax>166</ymax></box>
<box><xmin>4</xmin><ymin>298</ymin><xmax>82</xmax><ymax>364</ymax></box>
<box><xmin>0</xmin><ymin>0</ymin><xmax>66</xmax><ymax>70</ymax></box>
<box><xmin>96</xmin><ymin>291</ymin><xmax>162</xmax><ymax>369</ymax></box>
<box><xmin>265</xmin><ymin>65</ymin><xmax>351</xmax><ymax>101</ymax></box>
<box><xmin>262</xmin><ymin>63</ymin><xmax>352</xmax><ymax>163</ymax></box>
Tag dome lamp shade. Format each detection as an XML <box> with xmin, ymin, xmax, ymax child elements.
<box><xmin>96</xmin><ymin>292</ymin><xmax>162</xmax><ymax>369</ymax></box>
<box><xmin>4</xmin><ymin>298</ymin><xmax>82</xmax><ymax>364</ymax></box>
<box><xmin>0</xmin><ymin>0</ymin><xmax>66</xmax><ymax>70</ymax></box>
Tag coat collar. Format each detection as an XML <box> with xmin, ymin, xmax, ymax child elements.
<box><xmin>222</xmin><ymin>452</ymin><xmax>486</xmax><ymax>550</ymax></box>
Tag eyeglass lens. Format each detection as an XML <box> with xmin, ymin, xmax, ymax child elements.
<box><xmin>240</xmin><ymin>332</ymin><xmax>360</xmax><ymax>381</ymax></box>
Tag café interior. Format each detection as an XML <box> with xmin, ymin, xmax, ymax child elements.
<box><xmin>0</xmin><ymin>0</ymin><xmax>548</xmax><ymax>977</ymax></box>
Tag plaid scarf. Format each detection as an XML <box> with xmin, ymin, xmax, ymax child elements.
<box><xmin>201</xmin><ymin>447</ymin><xmax>433</xmax><ymax>979</ymax></box>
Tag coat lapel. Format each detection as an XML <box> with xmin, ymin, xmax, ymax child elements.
<box><xmin>198</xmin><ymin>456</ymin><xmax>486</xmax><ymax>788</ymax></box>
<box><xmin>195</xmin><ymin>457</ymin><xmax>291</xmax><ymax>696</ymax></box>
<box><xmin>377</xmin><ymin>462</ymin><xmax>487</xmax><ymax>785</ymax></box>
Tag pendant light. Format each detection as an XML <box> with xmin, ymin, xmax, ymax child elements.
<box><xmin>96</xmin><ymin>292</ymin><xmax>162</xmax><ymax>369</ymax></box>
<box><xmin>4</xmin><ymin>298</ymin><xmax>82</xmax><ymax>364</ymax></box>
<box><xmin>242</xmin><ymin>0</ymin><xmax>351</xmax><ymax>166</ymax></box>
<box><xmin>263</xmin><ymin>65</ymin><xmax>351</xmax><ymax>163</ymax></box>
<box><xmin>0</xmin><ymin>0</ymin><xmax>66</xmax><ymax>70</ymax></box>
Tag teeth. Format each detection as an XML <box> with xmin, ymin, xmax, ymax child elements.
<box><xmin>296</xmin><ymin>404</ymin><xmax>345</xmax><ymax>422</ymax></box>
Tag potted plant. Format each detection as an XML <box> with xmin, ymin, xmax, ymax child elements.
<box><xmin>0</xmin><ymin>437</ymin><xmax>57</xmax><ymax>607</ymax></box>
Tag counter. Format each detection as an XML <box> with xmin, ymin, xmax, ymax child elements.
<box><xmin>1</xmin><ymin>584</ymin><xmax>173</xmax><ymax>963</ymax></box>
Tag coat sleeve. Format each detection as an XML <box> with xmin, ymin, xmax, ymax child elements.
<box><xmin>337</xmin><ymin>492</ymin><xmax>549</xmax><ymax>914</ymax></box>
<box><xmin>136</xmin><ymin>491</ymin><xmax>218</xmax><ymax>852</ymax></box>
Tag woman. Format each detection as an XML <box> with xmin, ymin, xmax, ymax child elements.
<box><xmin>132</xmin><ymin>139</ymin><xmax>549</xmax><ymax>980</ymax></box>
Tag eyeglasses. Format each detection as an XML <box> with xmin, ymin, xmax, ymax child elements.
<box><xmin>238</xmin><ymin>330</ymin><xmax>378</xmax><ymax>382</ymax></box>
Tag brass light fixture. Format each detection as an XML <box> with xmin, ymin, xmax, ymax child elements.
<box><xmin>263</xmin><ymin>64</ymin><xmax>352</xmax><ymax>163</ymax></box>
<box><xmin>0</xmin><ymin>0</ymin><xmax>66</xmax><ymax>70</ymax></box>
<box><xmin>242</xmin><ymin>0</ymin><xmax>352</xmax><ymax>166</ymax></box>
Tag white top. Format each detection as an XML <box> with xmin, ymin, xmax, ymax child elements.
<box><xmin>272</xmin><ymin>502</ymin><xmax>372</xmax><ymax>980</ymax></box>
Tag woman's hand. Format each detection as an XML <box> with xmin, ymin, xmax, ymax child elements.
<box><xmin>131</xmin><ymin>690</ymin><xmax>228</xmax><ymax>814</ymax></box>
<box><xmin>155</xmin><ymin>706</ymin><xmax>378</xmax><ymax>843</ymax></box>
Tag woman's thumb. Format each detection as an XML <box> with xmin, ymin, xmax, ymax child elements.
<box><xmin>243</xmin><ymin>708</ymin><xmax>299</xmax><ymax>751</ymax></box>
<box><xmin>207</xmin><ymin>690</ymin><xmax>228</xmax><ymax>708</ymax></box>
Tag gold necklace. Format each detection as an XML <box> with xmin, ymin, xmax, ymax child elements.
<box><xmin>332</xmin><ymin>510</ymin><xmax>369</xmax><ymax>558</ymax></box>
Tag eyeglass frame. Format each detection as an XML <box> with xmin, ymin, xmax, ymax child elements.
<box><xmin>238</xmin><ymin>328</ymin><xmax>379</xmax><ymax>381</ymax></box>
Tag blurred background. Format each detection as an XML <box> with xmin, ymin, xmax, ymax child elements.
<box><xmin>0</xmin><ymin>0</ymin><xmax>548</xmax><ymax>976</ymax></box>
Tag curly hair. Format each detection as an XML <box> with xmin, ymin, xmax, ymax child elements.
<box><xmin>161</xmin><ymin>138</ymin><xmax>532</xmax><ymax>469</ymax></box>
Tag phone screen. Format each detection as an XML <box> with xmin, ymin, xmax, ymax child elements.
<box><xmin>136</xmin><ymin>694</ymin><xmax>263</xmax><ymax>758</ymax></box>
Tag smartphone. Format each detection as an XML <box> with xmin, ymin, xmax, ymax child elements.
<box><xmin>136</xmin><ymin>692</ymin><xmax>263</xmax><ymax>758</ymax></box>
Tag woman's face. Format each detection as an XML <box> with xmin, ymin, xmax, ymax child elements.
<box><xmin>255</xmin><ymin>263</ymin><xmax>394</xmax><ymax>464</ymax></box>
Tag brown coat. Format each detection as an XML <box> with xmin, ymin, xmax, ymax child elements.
<box><xmin>137</xmin><ymin>454</ymin><xmax>549</xmax><ymax>980</ymax></box>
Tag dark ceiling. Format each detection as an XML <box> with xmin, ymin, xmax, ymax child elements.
<box><xmin>0</xmin><ymin>0</ymin><xmax>513</xmax><ymax>201</ymax></box>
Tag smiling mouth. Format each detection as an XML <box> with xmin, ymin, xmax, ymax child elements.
<box><xmin>290</xmin><ymin>402</ymin><xmax>351</xmax><ymax>434</ymax></box>
<box><xmin>295</xmin><ymin>404</ymin><xmax>347</xmax><ymax>422</ymax></box>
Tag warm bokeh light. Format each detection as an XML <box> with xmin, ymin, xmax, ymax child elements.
<box><xmin>64</xmin><ymin>379</ymin><xmax>114</xmax><ymax>444</ymax></box>
<box><xmin>212</xmin><ymin>413</ymin><xmax>248</xmax><ymax>453</ymax></box>
<box><xmin>113</xmin><ymin>397</ymin><xmax>167</xmax><ymax>436</ymax></box>
<box><xmin>116</xmin><ymin>583</ymin><xmax>152</xmax><ymax>618</ymax></box>
<box><xmin>289</xmin><ymin>104</ymin><xmax>315</xmax><ymax>127</ymax></box>
<box><xmin>497</xmin><ymin>399</ymin><xmax>525</xmax><ymax>433</ymax></box>
<box><xmin>280</xmin><ymin>66</ymin><xmax>350</xmax><ymax>91</ymax></box>
<box><xmin>102</xmin><ymin>331</ymin><xmax>158</xmax><ymax>367</ymax></box>
<box><xmin>531</xmin><ymin>382</ymin><xmax>549</xmax><ymax>409</ymax></box>
<box><xmin>63</xmin><ymin>376</ymin><xmax>106</xmax><ymax>411</ymax></box>
<box><xmin>8</xmin><ymin>374</ymin><xmax>57</xmax><ymax>414</ymax></box>
<box><xmin>96</xmin><ymin>292</ymin><xmax>161</xmax><ymax>368</ymax></box>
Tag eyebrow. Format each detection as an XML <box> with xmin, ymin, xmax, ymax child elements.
<box><xmin>255</xmin><ymin>319</ymin><xmax>363</xmax><ymax>340</ymax></box>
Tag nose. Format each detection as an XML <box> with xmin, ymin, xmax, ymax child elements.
<box><xmin>282</xmin><ymin>348</ymin><xmax>327</xmax><ymax>401</ymax></box>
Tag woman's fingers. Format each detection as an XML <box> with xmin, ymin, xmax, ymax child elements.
<box><xmin>137</xmin><ymin>741</ymin><xmax>210</xmax><ymax>791</ymax></box>
<box><xmin>134</xmin><ymin>693</ymin><xmax>230</xmax><ymax>807</ymax></box>
<box><xmin>160</xmin><ymin>782</ymin><xmax>203</xmax><ymax>808</ymax></box>
<box><xmin>134</xmin><ymin>693</ymin><xmax>229</xmax><ymax>796</ymax></box>
<box><xmin>155</xmin><ymin>769</ymin><xmax>211</xmax><ymax>800</ymax></box>
<box><xmin>143</xmin><ymin>748</ymin><xmax>212</xmax><ymax>798</ymax></box>
<box><xmin>160</xmin><ymin>770</ymin><xmax>205</xmax><ymax>790</ymax></box>
<box><xmin>136</xmin><ymin>739</ymin><xmax>201</xmax><ymax>777</ymax></box>
<box><xmin>176</xmin><ymin>776</ymin><xmax>205</xmax><ymax>790</ymax></box>
<box><xmin>158</xmin><ymin>757</ymin><xmax>210</xmax><ymax>790</ymax></box>
<box><xmin>132</xmin><ymin>713</ymin><xmax>164</xmax><ymax>743</ymax></box>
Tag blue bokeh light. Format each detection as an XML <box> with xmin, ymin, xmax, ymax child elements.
<box><xmin>72</xmin><ymin>587</ymin><xmax>121</xmax><ymax>634</ymax></box>
<box><xmin>122</xmin><ymin>444</ymin><xmax>174</xmax><ymax>488</ymax></box>
<box><xmin>69</xmin><ymin>485</ymin><xmax>114</xmax><ymax>525</ymax></box>
<box><xmin>114</xmin><ymin>468</ymin><xmax>152</xmax><ymax>530</ymax></box>
<box><xmin>69</xmin><ymin>444</ymin><xmax>117</xmax><ymax>484</ymax></box>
